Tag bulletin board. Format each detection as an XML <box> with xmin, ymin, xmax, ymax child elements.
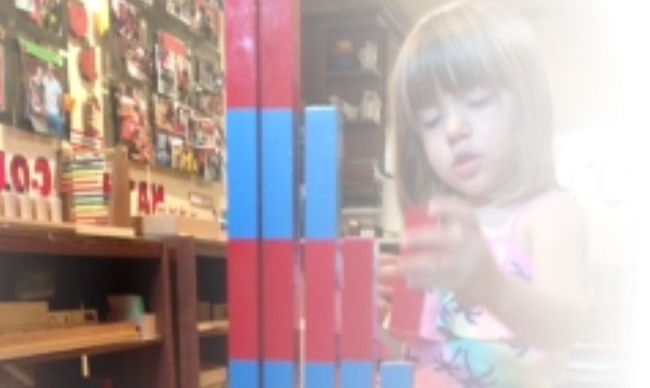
<box><xmin>0</xmin><ymin>0</ymin><xmax>226</xmax><ymax>222</ymax></box>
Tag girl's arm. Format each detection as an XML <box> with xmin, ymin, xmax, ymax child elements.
<box><xmin>485</xmin><ymin>192</ymin><xmax>589</xmax><ymax>352</ymax></box>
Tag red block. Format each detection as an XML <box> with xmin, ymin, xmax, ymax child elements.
<box><xmin>260</xmin><ymin>0</ymin><xmax>300</xmax><ymax>109</ymax></box>
<box><xmin>389</xmin><ymin>208</ymin><xmax>437</xmax><ymax>341</ymax></box>
<box><xmin>228</xmin><ymin>240</ymin><xmax>261</xmax><ymax>359</ymax></box>
<box><xmin>341</xmin><ymin>238</ymin><xmax>376</xmax><ymax>361</ymax></box>
<box><xmin>388</xmin><ymin>279</ymin><xmax>426</xmax><ymax>341</ymax></box>
<box><xmin>262</xmin><ymin>241</ymin><xmax>296</xmax><ymax>360</ymax></box>
<box><xmin>304</xmin><ymin>241</ymin><xmax>337</xmax><ymax>362</ymax></box>
<box><xmin>226</xmin><ymin>0</ymin><xmax>258</xmax><ymax>109</ymax></box>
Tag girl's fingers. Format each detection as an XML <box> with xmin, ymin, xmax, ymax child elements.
<box><xmin>401</xmin><ymin>226</ymin><xmax>459</xmax><ymax>253</ymax></box>
<box><xmin>428</xmin><ymin>198</ymin><xmax>475</xmax><ymax>228</ymax></box>
<box><xmin>398</xmin><ymin>250</ymin><xmax>455</xmax><ymax>289</ymax></box>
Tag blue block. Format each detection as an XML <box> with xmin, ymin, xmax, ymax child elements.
<box><xmin>262</xmin><ymin>110</ymin><xmax>295</xmax><ymax>239</ymax></box>
<box><xmin>305</xmin><ymin>363</ymin><xmax>336</xmax><ymax>388</ymax></box>
<box><xmin>380</xmin><ymin>362</ymin><xmax>415</xmax><ymax>388</ymax></box>
<box><xmin>304</xmin><ymin>107</ymin><xmax>341</xmax><ymax>240</ymax></box>
<box><xmin>264</xmin><ymin>361</ymin><xmax>295</xmax><ymax>388</ymax></box>
<box><xmin>227</xmin><ymin>110</ymin><xmax>259</xmax><ymax>240</ymax></box>
<box><xmin>341</xmin><ymin>361</ymin><xmax>375</xmax><ymax>388</ymax></box>
<box><xmin>230</xmin><ymin>360</ymin><xmax>260</xmax><ymax>388</ymax></box>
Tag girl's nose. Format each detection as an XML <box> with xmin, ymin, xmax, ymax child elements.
<box><xmin>444</xmin><ymin>111</ymin><xmax>470</xmax><ymax>144</ymax></box>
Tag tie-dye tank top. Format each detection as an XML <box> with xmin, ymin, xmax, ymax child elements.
<box><xmin>410</xmin><ymin>192</ymin><xmax>565</xmax><ymax>388</ymax></box>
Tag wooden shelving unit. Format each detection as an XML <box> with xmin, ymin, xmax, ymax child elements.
<box><xmin>302</xmin><ymin>4</ymin><xmax>406</xmax><ymax>232</ymax></box>
<box><xmin>169</xmin><ymin>237</ymin><xmax>228</xmax><ymax>388</ymax></box>
<box><xmin>0</xmin><ymin>226</ymin><xmax>176</xmax><ymax>388</ymax></box>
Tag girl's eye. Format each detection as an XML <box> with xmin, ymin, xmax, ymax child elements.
<box><xmin>422</xmin><ymin>116</ymin><xmax>442</xmax><ymax>130</ymax></box>
<box><xmin>467</xmin><ymin>96</ymin><xmax>492</xmax><ymax>108</ymax></box>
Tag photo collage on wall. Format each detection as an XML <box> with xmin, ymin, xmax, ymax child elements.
<box><xmin>112</xmin><ymin>82</ymin><xmax>155</xmax><ymax>164</ymax></box>
<box><xmin>109</xmin><ymin>0</ymin><xmax>152</xmax><ymax>161</ymax></box>
<box><xmin>111</xmin><ymin>0</ymin><xmax>152</xmax><ymax>82</ymax></box>
<box><xmin>194</xmin><ymin>0</ymin><xmax>221</xmax><ymax>46</ymax></box>
<box><xmin>106</xmin><ymin>0</ymin><xmax>226</xmax><ymax>181</ymax></box>
<box><xmin>152</xmin><ymin>31</ymin><xmax>224</xmax><ymax>180</ymax></box>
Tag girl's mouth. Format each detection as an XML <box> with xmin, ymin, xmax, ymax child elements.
<box><xmin>452</xmin><ymin>153</ymin><xmax>480</xmax><ymax>180</ymax></box>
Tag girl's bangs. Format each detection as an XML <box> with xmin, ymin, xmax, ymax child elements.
<box><xmin>402</xmin><ymin>18</ymin><xmax>508</xmax><ymax>124</ymax></box>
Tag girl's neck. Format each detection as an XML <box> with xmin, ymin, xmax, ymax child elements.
<box><xmin>471</xmin><ymin>196</ymin><xmax>522</xmax><ymax>230</ymax></box>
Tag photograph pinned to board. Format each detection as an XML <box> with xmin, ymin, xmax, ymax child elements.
<box><xmin>176</xmin><ymin>104</ymin><xmax>192</xmax><ymax>138</ymax></box>
<box><xmin>188</xmin><ymin>115</ymin><xmax>216</xmax><ymax>149</ymax></box>
<box><xmin>111</xmin><ymin>83</ymin><xmax>154</xmax><ymax>164</ymax></box>
<box><xmin>194</xmin><ymin>0</ymin><xmax>220</xmax><ymax>45</ymax></box>
<box><xmin>196</xmin><ymin>147</ymin><xmax>223</xmax><ymax>182</ymax></box>
<box><xmin>195</xmin><ymin>54</ymin><xmax>224</xmax><ymax>95</ymax></box>
<box><xmin>155</xmin><ymin>32</ymin><xmax>192</xmax><ymax>101</ymax></box>
<box><xmin>154</xmin><ymin>44</ymin><xmax>176</xmax><ymax>97</ymax></box>
<box><xmin>15</xmin><ymin>0</ymin><xmax>64</xmax><ymax>37</ymax></box>
<box><xmin>166</xmin><ymin>0</ymin><xmax>194</xmax><ymax>25</ymax></box>
<box><xmin>195</xmin><ymin>88</ymin><xmax>224</xmax><ymax>118</ymax></box>
<box><xmin>154</xmin><ymin>94</ymin><xmax>176</xmax><ymax>133</ymax></box>
<box><xmin>111</xmin><ymin>0</ymin><xmax>152</xmax><ymax>82</ymax></box>
<box><xmin>19</xmin><ymin>38</ymin><xmax>67</xmax><ymax>139</ymax></box>
<box><xmin>169</xmin><ymin>135</ymin><xmax>199</xmax><ymax>174</ymax></box>
<box><xmin>155</xmin><ymin>131</ymin><xmax>172</xmax><ymax>168</ymax></box>
<box><xmin>193</xmin><ymin>118</ymin><xmax>225</xmax><ymax>182</ymax></box>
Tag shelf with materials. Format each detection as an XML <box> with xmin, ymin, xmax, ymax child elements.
<box><xmin>0</xmin><ymin>227</ymin><xmax>176</xmax><ymax>388</ymax></box>
<box><xmin>168</xmin><ymin>237</ymin><xmax>228</xmax><ymax>388</ymax></box>
<box><xmin>303</xmin><ymin>4</ymin><xmax>406</xmax><ymax>224</ymax></box>
<box><xmin>0</xmin><ymin>325</ymin><xmax>162</xmax><ymax>365</ymax></box>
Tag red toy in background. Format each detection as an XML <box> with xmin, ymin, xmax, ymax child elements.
<box><xmin>389</xmin><ymin>208</ymin><xmax>438</xmax><ymax>342</ymax></box>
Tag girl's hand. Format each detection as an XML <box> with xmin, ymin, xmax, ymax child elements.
<box><xmin>399</xmin><ymin>198</ymin><xmax>501</xmax><ymax>306</ymax></box>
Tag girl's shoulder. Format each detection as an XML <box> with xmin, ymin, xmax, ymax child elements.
<box><xmin>516</xmin><ymin>189</ymin><xmax>587</xmax><ymax>254</ymax></box>
<box><xmin>519</xmin><ymin>190</ymin><xmax>584</xmax><ymax>228</ymax></box>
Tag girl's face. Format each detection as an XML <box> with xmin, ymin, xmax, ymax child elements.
<box><xmin>416</xmin><ymin>87</ymin><xmax>518</xmax><ymax>205</ymax></box>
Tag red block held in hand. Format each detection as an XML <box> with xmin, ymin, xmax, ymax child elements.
<box><xmin>389</xmin><ymin>208</ymin><xmax>437</xmax><ymax>341</ymax></box>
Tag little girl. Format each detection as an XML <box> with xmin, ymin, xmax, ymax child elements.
<box><xmin>382</xmin><ymin>1</ymin><xmax>588</xmax><ymax>387</ymax></box>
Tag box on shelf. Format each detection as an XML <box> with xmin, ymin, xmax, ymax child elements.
<box><xmin>0</xmin><ymin>303</ymin><xmax>50</xmax><ymax>334</ymax></box>
<box><xmin>133</xmin><ymin>215</ymin><xmax>225</xmax><ymax>242</ymax></box>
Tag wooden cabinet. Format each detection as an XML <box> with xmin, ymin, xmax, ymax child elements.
<box><xmin>0</xmin><ymin>228</ymin><xmax>176</xmax><ymax>388</ymax></box>
<box><xmin>169</xmin><ymin>238</ymin><xmax>228</xmax><ymax>388</ymax></box>
<box><xmin>302</xmin><ymin>5</ymin><xmax>406</xmax><ymax>223</ymax></box>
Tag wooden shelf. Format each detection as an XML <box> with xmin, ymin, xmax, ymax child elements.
<box><xmin>200</xmin><ymin>365</ymin><xmax>227</xmax><ymax>388</ymax></box>
<box><xmin>0</xmin><ymin>323</ymin><xmax>161</xmax><ymax>364</ymax></box>
<box><xmin>197</xmin><ymin>320</ymin><xmax>229</xmax><ymax>338</ymax></box>
<box><xmin>0</xmin><ymin>226</ymin><xmax>163</xmax><ymax>259</ymax></box>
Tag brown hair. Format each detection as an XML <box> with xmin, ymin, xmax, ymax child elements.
<box><xmin>390</xmin><ymin>0</ymin><xmax>557</xmax><ymax>212</ymax></box>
